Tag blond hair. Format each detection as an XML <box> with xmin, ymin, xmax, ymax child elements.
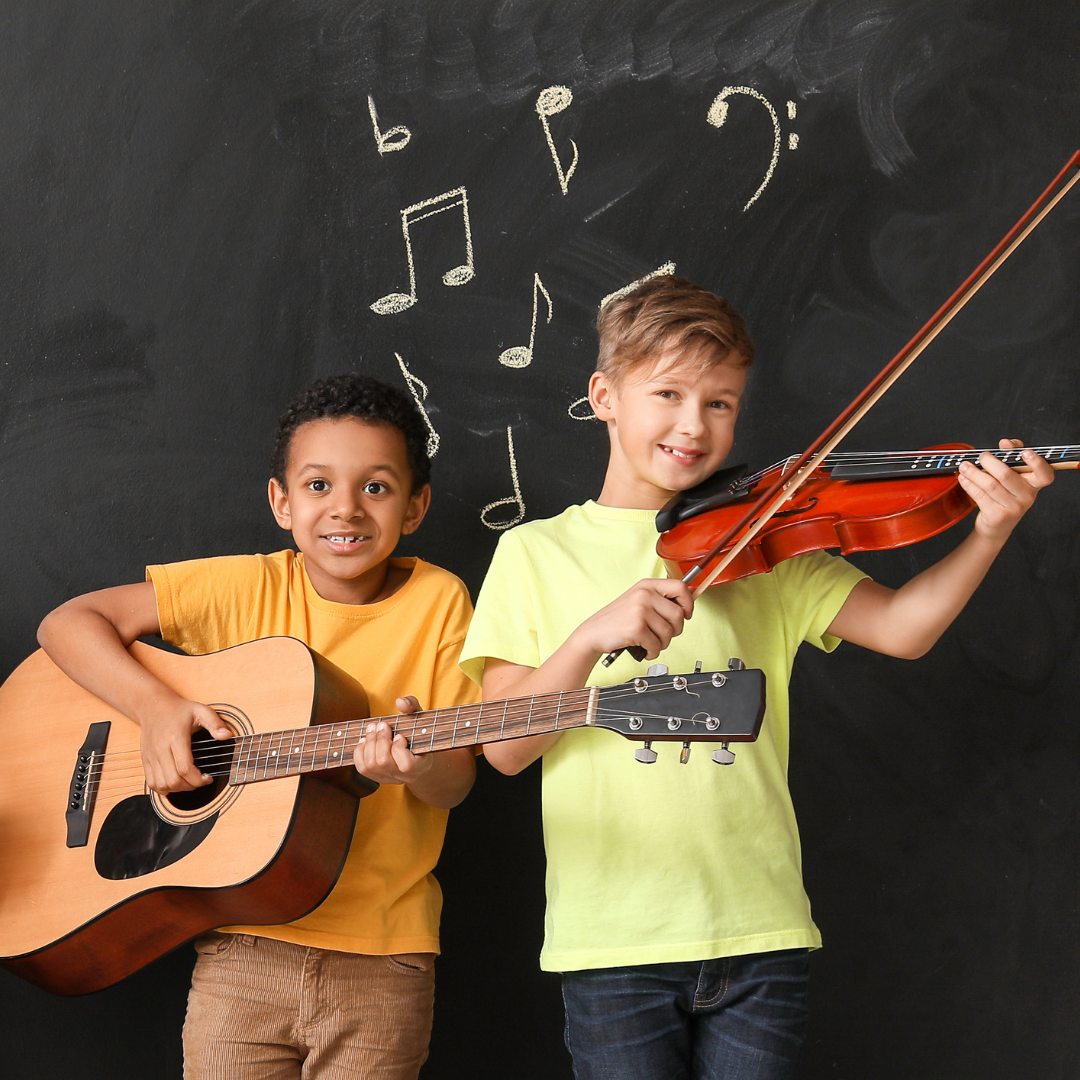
<box><xmin>596</xmin><ymin>275</ymin><xmax>754</xmax><ymax>382</ymax></box>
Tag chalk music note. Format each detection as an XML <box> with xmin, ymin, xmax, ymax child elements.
<box><xmin>480</xmin><ymin>426</ymin><xmax>525</xmax><ymax>530</ymax></box>
<box><xmin>599</xmin><ymin>262</ymin><xmax>676</xmax><ymax>310</ymax></box>
<box><xmin>367</xmin><ymin>95</ymin><xmax>411</xmax><ymax>155</ymax></box>
<box><xmin>371</xmin><ymin>187</ymin><xmax>475</xmax><ymax>316</ymax></box>
<box><xmin>395</xmin><ymin>353</ymin><xmax>440</xmax><ymax>457</ymax></box>
<box><xmin>499</xmin><ymin>274</ymin><xmax>553</xmax><ymax>368</ymax></box>
<box><xmin>536</xmin><ymin>86</ymin><xmax>578</xmax><ymax>196</ymax></box>
<box><xmin>567</xmin><ymin>396</ymin><xmax>597</xmax><ymax>421</ymax></box>
<box><xmin>706</xmin><ymin>87</ymin><xmax>782</xmax><ymax>212</ymax></box>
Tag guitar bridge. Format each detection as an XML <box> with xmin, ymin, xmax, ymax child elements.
<box><xmin>66</xmin><ymin>722</ymin><xmax>110</xmax><ymax>848</ymax></box>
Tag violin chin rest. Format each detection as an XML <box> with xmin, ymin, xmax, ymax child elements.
<box><xmin>656</xmin><ymin>463</ymin><xmax>749</xmax><ymax>533</ymax></box>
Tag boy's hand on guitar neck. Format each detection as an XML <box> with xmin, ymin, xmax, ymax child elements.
<box><xmin>353</xmin><ymin>697</ymin><xmax>435</xmax><ymax>787</ymax></box>
<box><xmin>353</xmin><ymin>696</ymin><xmax>477</xmax><ymax>809</ymax></box>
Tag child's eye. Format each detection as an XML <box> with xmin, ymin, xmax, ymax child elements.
<box><xmin>307</xmin><ymin>479</ymin><xmax>330</xmax><ymax>492</ymax></box>
<box><xmin>363</xmin><ymin>481</ymin><xmax>388</xmax><ymax>495</ymax></box>
<box><xmin>656</xmin><ymin>390</ymin><xmax>678</xmax><ymax>400</ymax></box>
<box><xmin>709</xmin><ymin>400</ymin><xmax>731</xmax><ymax>410</ymax></box>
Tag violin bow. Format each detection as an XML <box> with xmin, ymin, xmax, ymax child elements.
<box><xmin>604</xmin><ymin>149</ymin><xmax>1080</xmax><ymax>667</ymax></box>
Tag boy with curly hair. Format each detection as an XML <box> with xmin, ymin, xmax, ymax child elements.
<box><xmin>39</xmin><ymin>374</ymin><xmax>478</xmax><ymax>1080</ymax></box>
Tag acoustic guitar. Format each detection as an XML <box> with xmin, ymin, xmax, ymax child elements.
<box><xmin>0</xmin><ymin>636</ymin><xmax>765</xmax><ymax>994</ymax></box>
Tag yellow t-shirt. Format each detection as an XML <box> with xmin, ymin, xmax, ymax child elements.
<box><xmin>147</xmin><ymin>550</ymin><xmax>479</xmax><ymax>955</ymax></box>
<box><xmin>460</xmin><ymin>501</ymin><xmax>867</xmax><ymax>972</ymax></box>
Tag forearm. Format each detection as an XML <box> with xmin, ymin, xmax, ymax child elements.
<box><xmin>404</xmin><ymin>747</ymin><xmax>476</xmax><ymax>809</ymax></box>
<box><xmin>833</xmin><ymin>529</ymin><xmax>1005</xmax><ymax>659</ymax></box>
<box><xmin>38</xmin><ymin>600</ymin><xmax>179</xmax><ymax>725</ymax></box>
<box><xmin>480</xmin><ymin>627</ymin><xmax>604</xmax><ymax>775</ymax></box>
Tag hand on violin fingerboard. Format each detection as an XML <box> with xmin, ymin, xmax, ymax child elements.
<box><xmin>957</xmin><ymin>439</ymin><xmax>1055</xmax><ymax>546</ymax></box>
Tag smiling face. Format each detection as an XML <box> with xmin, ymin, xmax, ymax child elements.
<box><xmin>589</xmin><ymin>349</ymin><xmax>747</xmax><ymax>509</ymax></box>
<box><xmin>267</xmin><ymin>417</ymin><xmax>430</xmax><ymax>605</ymax></box>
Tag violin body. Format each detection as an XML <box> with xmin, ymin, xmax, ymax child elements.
<box><xmin>657</xmin><ymin>444</ymin><xmax>977</xmax><ymax>585</ymax></box>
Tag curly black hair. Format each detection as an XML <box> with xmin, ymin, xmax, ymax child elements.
<box><xmin>271</xmin><ymin>374</ymin><xmax>432</xmax><ymax>492</ymax></box>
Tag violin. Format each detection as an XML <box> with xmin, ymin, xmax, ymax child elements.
<box><xmin>604</xmin><ymin>150</ymin><xmax>1080</xmax><ymax>666</ymax></box>
<box><xmin>656</xmin><ymin>443</ymin><xmax>1080</xmax><ymax>586</ymax></box>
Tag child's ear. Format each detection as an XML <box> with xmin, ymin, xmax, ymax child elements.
<box><xmin>268</xmin><ymin>477</ymin><xmax>292</xmax><ymax>530</ymax></box>
<box><xmin>588</xmin><ymin>371</ymin><xmax>615</xmax><ymax>421</ymax></box>
<box><xmin>400</xmin><ymin>484</ymin><xmax>432</xmax><ymax>536</ymax></box>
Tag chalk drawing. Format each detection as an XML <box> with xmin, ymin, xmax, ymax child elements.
<box><xmin>480</xmin><ymin>427</ymin><xmax>526</xmax><ymax>530</ymax></box>
<box><xmin>786</xmin><ymin>101</ymin><xmax>798</xmax><ymax>150</ymax></box>
<box><xmin>371</xmin><ymin>187</ymin><xmax>475</xmax><ymax>315</ymax></box>
<box><xmin>599</xmin><ymin>262</ymin><xmax>676</xmax><ymax>309</ymax></box>
<box><xmin>568</xmin><ymin>396</ymin><xmax>597</xmax><ymax>421</ymax></box>
<box><xmin>499</xmin><ymin>273</ymin><xmax>553</xmax><ymax>368</ymax></box>
<box><xmin>395</xmin><ymin>353</ymin><xmax>440</xmax><ymax>457</ymax></box>
<box><xmin>706</xmin><ymin>87</ymin><xmax>781</xmax><ymax>211</ymax></box>
<box><xmin>367</xmin><ymin>95</ymin><xmax>411</xmax><ymax>155</ymax></box>
<box><xmin>536</xmin><ymin>86</ymin><xmax>579</xmax><ymax>196</ymax></box>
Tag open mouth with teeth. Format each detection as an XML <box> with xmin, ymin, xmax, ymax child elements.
<box><xmin>659</xmin><ymin>444</ymin><xmax>705</xmax><ymax>463</ymax></box>
<box><xmin>323</xmin><ymin>534</ymin><xmax>370</xmax><ymax>548</ymax></box>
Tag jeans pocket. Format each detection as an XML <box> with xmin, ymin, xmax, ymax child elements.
<box><xmin>193</xmin><ymin>931</ymin><xmax>235</xmax><ymax>957</ymax></box>
<box><xmin>385</xmin><ymin>952</ymin><xmax>435</xmax><ymax>974</ymax></box>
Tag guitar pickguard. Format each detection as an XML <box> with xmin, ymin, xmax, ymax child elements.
<box><xmin>94</xmin><ymin>795</ymin><xmax>217</xmax><ymax>880</ymax></box>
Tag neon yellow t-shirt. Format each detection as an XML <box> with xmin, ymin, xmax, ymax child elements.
<box><xmin>147</xmin><ymin>550</ymin><xmax>479</xmax><ymax>955</ymax></box>
<box><xmin>460</xmin><ymin>501</ymin><xmax>867</xmax><ymax>972</ymax></box>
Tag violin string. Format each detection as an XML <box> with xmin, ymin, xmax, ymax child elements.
<box><xmin>735</xmin><ymin>445</ymin><xmax>1079</xmax><ymax>490</ymax></box>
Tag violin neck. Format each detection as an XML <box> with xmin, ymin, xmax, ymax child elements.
<box><xmin>748</xmin><ymin>445</ymin><xmax>1080</xmax><ymax>484</ymax></box>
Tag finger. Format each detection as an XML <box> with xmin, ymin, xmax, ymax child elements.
<box><xmin>194</xmin><ymin>704</ymin><xmax>234</xmax><ymax>740</ymax></box>
<box><xmin>171</xmin><ymin>739</ymin><xmax>211</xmax><ymax>789</ymax></box>
<box><xmin>1018</xmin><ymin>447</ymin><xmax>1055</xmax><ymax>489</ymax></box>
<box><xmin>959</xmin><ymin>459</ymin><xmax>1013</xmax><ymax>509</ymax></box>
<box><xmin>645</xmin><ymin>579</ymin><xmax>695</xmax><ymax>619</ymax></box>
<box><xmin>396</xmin><ymin>696</ymin><xmax>421</xmax><ymax>715</ymax></box>
<box><xmin>998</xmin><ymin>438</ymin><xmax>1024</xmax><ymax>450</ymax></box>
<box><xmin>390</xmin><ymin>734</ymin><xmax>420</xmax><ymax>773</ymax></box>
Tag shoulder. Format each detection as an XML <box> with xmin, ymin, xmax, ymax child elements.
<box><xmin>408</xmin><ymin>559</ymin><xmax>471</xmax><ymax>602</ymax></box>
<box><xmin>148</xmin><ymin>551</ymin><xmax>295</xmax><ymax>589</ymax></box>
<box><xmin>493</xmin><ymin>504</ymin><xmax>593</xmax><ymax>557</ymax></box>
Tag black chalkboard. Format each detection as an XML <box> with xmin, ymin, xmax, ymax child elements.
<box><xmin>2</xmin><ymin>2</ymin><xmax>1080</xmax><ymax>1077</ymax></box>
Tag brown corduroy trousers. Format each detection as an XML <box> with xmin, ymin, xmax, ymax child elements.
<box><xmin>182</xmin><ymin>932</ymin><xmax>435</xmax><ymax>1080</ymax></box>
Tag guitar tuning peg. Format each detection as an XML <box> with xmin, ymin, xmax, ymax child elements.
<box><xmin>694</xmin><ymin>660</ymin><xmax>702</xmax><ymax>673</ymax></box>
<box><xmin>711</xmin><ymin>742</ymin><xmax>736</xmax><ymax>766</ymax></box>
<box><xmin>680</xmin><ymin>742</ymin><xmax>691</xmax><ymax>764</ymax></box>
<box><xmin>647</xmin><ymin>664</ymin><xmax>669</xmax><ymax>677</ymax></box>
<box><xmin>635</xmin><ymin>741</ymin><xmax>657</xmax><ymax>764</ymax></box>
<box><xmin>727</xmin><ymin>658</ymin><xmax>745</xmax><ymax>671</ymax></box>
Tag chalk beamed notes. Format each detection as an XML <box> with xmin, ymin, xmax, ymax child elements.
<box><xmin>499</xmin><ymin>274</ymin><xmax>553</xmax><ymax>369</ymax></box>
<box><xmin>536</xmin><ymin>86</ymin><xmax>578</xmax><ymax>196</ymax></box>
<box><xmin>367</xmin><ymin>95</ymin><xmax>411</xmax><ymax>155</ymax></box>
<box><xmin>371</xmin><ymin>188</ymin><xmax>475</xmax><ymax>316</ymax></box>
<box><xmin>707</xmin><ymin>89</ymin><xmax>799</xmax><ymax>211</ymax></box>
<box><xmin>394</xmin><ymin>353</ymin><xmax>440</xmax><ymax>457</ymax></box>
<box><xmin>480</xmin><ymin>426</ymin><xmax>526</xmax><ymax>531</ymax></box>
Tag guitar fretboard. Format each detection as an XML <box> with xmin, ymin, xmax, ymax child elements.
<box><xmin>229</xmin><ymin>688</ymin><xmax>595</xmax><ymax>785</ymax></box>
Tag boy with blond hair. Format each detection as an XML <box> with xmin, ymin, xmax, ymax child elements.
<box><xmin>39</xmin><ymin>374</ymin><xmax>478</xmax><ymax>1080</ymax></box>
<box><xmin>461</xmin><ymin>276</ymin><xmax>1053</xmax><ymax>1078</ymax></box>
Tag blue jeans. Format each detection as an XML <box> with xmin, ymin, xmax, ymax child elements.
<box><xmin>561</xmin><ymin>950</ymin><xmax>810</xmax><ymax>1080</ymax></box>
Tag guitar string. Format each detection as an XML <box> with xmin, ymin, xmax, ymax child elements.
<box><xmin>82</xmin><ymin>703</ymin><xmax>684</xmax><ymax>791</ymax></box>
<box><xmin>81</xmin><ymin>681</ymin><xmax>733</xmax><ymax>795</ymax></box>
<box><xmin>85</xmin><ymin>679</ymin><xmax>718</xmax><ymax>772</ymax></box>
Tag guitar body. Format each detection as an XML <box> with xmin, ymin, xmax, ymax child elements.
<box><xmin>0</xmin><ymin>637</ymin><xmax>370</xmax><ymax>995</ymax></box>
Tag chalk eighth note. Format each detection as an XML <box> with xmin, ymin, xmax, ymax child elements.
<box><xmin>370</xmin><ymin>187</ymin><xmax>475</xmax><ymax>316</ymax></box>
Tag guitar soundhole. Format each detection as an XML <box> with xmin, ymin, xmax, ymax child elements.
<box><xmin>165</xmin><ymin>729</ymin><xmax>236</xmax><ymax>812</ymax></box>
<box><xmin>95</xmin><ymin>796</ymin><xmax>217</xmax><ymax>880</ymax></box>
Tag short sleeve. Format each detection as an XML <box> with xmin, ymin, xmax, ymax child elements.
<box><xmin>428</xmin><ymin>581</ymin><xmax>483</xmax><ymax>711</ymax></box>
<box><xmin>459</xmin><ymin>529</ymin><xmax>541</xmax><ymax>685</ymax></box>
<box><xmin>147</xmin><ymin>555</ymin><xmax>267</xmax><ymax>655</ymax></box>
<box><xmin>771</xmin><ymin>550</ymin><xmax>869</xmax><ymax>652</ymax></box>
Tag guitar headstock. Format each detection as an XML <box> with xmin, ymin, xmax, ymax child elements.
<box><xmin>591</xmin><ymin>663</ymin><xmax>765</xmax><ymax>744</ymax></box>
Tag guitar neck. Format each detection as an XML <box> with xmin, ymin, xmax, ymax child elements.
<box><xmin>229</xmin><ymin>687</ymin><xmax>597</xmax><ymax>785</ymax></box>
